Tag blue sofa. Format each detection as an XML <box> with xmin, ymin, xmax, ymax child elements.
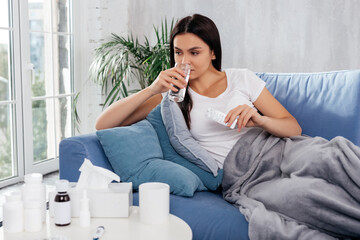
<box><xmin>60</xmin><ymin>70</ymin><xmax>360</xmax><ymax>240</ymax></box>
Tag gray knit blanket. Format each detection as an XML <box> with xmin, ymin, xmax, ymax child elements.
<box><xmin>222</xmin><ymin>127</ymin><xmax>360</xmax><ymax>240</ymax></box>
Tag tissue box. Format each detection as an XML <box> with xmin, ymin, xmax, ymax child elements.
<box><xmin>49</xmin><ymin>182</ymin><xmax>132</xmax><ymax>218</ymax></box>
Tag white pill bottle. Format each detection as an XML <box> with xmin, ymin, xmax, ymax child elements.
<box><xmin>21</xmin><ymin>173</ymin><xmax>46</xmax><ymax>222</ymax></box>
<box><xmin>3</xmin><ymin>191</ymin><xmax>24</xmax><ymax>233</ymax></box>
<box><xmin>24</xmin><ymin>200</ymin><xmax>42</xmax><ymax>232</ymax></box>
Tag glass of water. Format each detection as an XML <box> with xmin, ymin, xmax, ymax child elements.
<box><xmin>168</xmin><ymin>63</ymin><xmax>191</xmax><ymax>102</ymax></box>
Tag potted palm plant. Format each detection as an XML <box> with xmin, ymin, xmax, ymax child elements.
<box><xmin>88</xmin><ymin>19</ymin><xmax>174</xmax><ymax>108</ymax></box>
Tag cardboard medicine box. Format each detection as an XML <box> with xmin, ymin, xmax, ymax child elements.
<box><xmin>49</xmin><ymin>182</ymin><xmax>132</xmax><ymax>218</ymax></box>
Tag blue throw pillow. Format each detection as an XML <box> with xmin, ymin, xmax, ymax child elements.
<box><xmin>135</xmin><ymin>159</ymin><xmax>206</xmax><ymax>197</ymax></box>
<box><xmin>96</xmin><ymin>120</ymin><xmax>206</xmax><ymax>196</ymax></box>
<box><xmin>161</xmin><ymin>94</ymin><xmax>220</xmax><ymax>176</ymax></box>
<box><xmin>147</xmin><ymin>104</ymin><xmax>223</xmax><ymax>191</ymax></box>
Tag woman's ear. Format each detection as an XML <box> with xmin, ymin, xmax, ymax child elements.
<box><xmin>211</xmin><ymin>50</ymin><xmax>216</xmax><ymax>60</ymax></box>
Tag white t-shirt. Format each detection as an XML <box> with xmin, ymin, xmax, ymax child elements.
<box><xmin>188</xmin><ymin>68</ymin><xmax>266</xmax><ymax>168</ymax></box>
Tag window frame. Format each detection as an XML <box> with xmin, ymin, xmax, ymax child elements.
<box><xmin>0</xmin><ymin>0</ymin><xmax>76</xmax><ymax>187</ymax></box>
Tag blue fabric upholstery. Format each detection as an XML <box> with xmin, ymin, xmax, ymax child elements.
<box><xmin>146</xmin><ymin>104</ymin><xmax>223</xmax><ymax>191</ymax></box>
<box><xmin>59</xmin><ymin>133</ymin><xmax>114</xmax><ymax>182</ymax></box>
<box><xmin>161</xmin><ymin>93</ymin><xmax>219</xmax><ymax>176</ymax></box>
<box><xmin>96</xmin><ymin>120</ymin><xmax>163</xmax><ymax>179</ymax></box>
<box><xmin>132</xmin><ymin>191</ymin><xmax>249</xmax><ymax>240</ymax></box>
<box><xmin>257</xmin><ymin>70</ymin><xmax>360</xmax><ymax>146</ymax></box>
<box><xmin>96</xmin><ymin>120</ymin><xmax>206</xmax><ymax>196</ymax></box>
<box><xmin>60</xmin><ymin>70</ymin><xmax>360</xmax><ymax>240</ymax></box>
<box><xmin>134</xmin><ymin>158</ymin><xmax>206</xmax><ymax>196</ymax></box>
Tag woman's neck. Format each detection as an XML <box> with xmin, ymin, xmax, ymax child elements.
<box><xmin>189</xmin><ymin>66</ymin><xmax>227</xmax><ymax>98</ymax></box>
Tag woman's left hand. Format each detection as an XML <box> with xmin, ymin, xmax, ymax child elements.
<box><xmin>224</xmin><ymin>105</ymin><xmax>265</xmax><ymax>131</ymax></box>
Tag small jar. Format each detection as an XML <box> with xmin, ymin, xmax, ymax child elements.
<box><xmin>54</xmin><ymin>179</ymin><xmax>71</xmax><ymax>226</ymax></box>
<box><xmin>3</xmin><ymin>191</ymin><xmax>24</xmax><ymax>233</ymax></box>
<box><xmin>24</xmin><ymin>200</ymin><xmax>42</xmax><ymax>232</ymax></box>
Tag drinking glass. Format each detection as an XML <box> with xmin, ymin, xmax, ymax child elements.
<box><xmin>168</xmin><ymin>63</ymin><xmax>191</xmax><ymax>102</ymax></box>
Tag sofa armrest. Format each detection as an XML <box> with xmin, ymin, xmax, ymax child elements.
<box><xmin>59</xmin><ymin>133</ymin><xmax>113</xmax><ymax>182</ymax></box>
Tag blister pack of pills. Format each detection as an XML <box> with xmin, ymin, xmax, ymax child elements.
<box><xmin>206</xmin><ymin>108</ymin><xmax>238</xmax><ymax>129</ymax></box>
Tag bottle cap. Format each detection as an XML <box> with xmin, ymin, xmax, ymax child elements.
<box><xmin>56</xmin><ymin>179</ymin><xmax>69</xmax><ymax>192</ymax></box>
<box><xmin>24</xmin><ymin>173</ymin><xmax>43</xmax><ymax>184</ymax></box>
<box><xmin>5</xmin><ymin>191</ymin><xmax>22</xmax><ymax>202</ymax></box>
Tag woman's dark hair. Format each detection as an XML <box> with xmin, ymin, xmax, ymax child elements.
<box><xmin>169</xmin><ymin>14</ymin><xmax>222</xmax><ymax>129</ymax></box>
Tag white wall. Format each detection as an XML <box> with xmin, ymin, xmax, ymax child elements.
<box><xmin>76</xmin><ymin>0</ymin><xmax>360</xmax><ymax>134</ymax></box>
<box><xmin>73</xmin><ymin>0</ymin><xmax>130</xmax><ymax>134</ymax></box>
<box><xmin>128</xmin><ymin>0</ymin><xmax>360</xmax><ymax>72</ymax></box>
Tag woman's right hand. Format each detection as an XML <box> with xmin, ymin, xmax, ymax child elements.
<box><xmin>148</xmin><ymin>66</ymin><xmax>187</xmax><ymax>95</ymax></box>
<box><xmin>96</xmin><ymin>66</ymin><xmax>188</xmax><ymax>130</ymax></box>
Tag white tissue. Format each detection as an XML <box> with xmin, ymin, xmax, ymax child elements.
<box><xmin>76</xmin><ymin>158</ymin><xmax>120</xmax><ymax>189</ymax></box>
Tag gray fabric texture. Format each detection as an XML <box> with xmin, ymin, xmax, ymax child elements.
<box><xmin>161</xmin><ymin>93</ymin><xmax>219</xmax><ymax>176</ymax></box>
<box><xmin>222</xmin><ymin>127</ymin><xmax>360</xmax><ymax>240</ymax></box>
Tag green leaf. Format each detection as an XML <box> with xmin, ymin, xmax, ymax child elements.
<box><xmin>72</xmin><ymin>92</ymin><xmax>81</xmax><ymax>133</ymax></box>
<box><xmin>87</xmin><ymin>18</ymin><xmax>174</xmax><ymax>108</ymax></box>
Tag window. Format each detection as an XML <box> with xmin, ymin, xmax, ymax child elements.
<box><xmin>0</xmin><ymin>0</ymin><xmax>75</xmax><ymax>187</ymax></box>
<box><xmin>0</xmin><ymin>0</ymin><xmax>20</xmax><ymax>186</ymax></box>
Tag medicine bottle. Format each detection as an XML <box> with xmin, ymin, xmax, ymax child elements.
<box><xmin>3</xmin><ymin>191</ymin><xmax>24</xmax><ymax>233</ymax></box>
<box><xmin>54</xmin><ymin>179</ymin><xmax>71</xmax><ymax>226</ymax></box>
<box><xmin>24</xmin><ymin>200</ymin><xmax>42</xmax><ymax>232</ymax></box>
<box><xmin>21</xmin><ymin>173</ymin><xmax>46</xmax><ymax>222</ymax></box>
<box><xmin>79</xmin><ymin>189</ymin><xmax>91</xmax><ymax>227</ymax></box>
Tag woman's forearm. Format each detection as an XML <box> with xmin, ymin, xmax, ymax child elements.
<box><xmin>260</xmin><ymin>116</ymin><xmax>302</xmax><ymax>138</ymax></box>
<box><xmin>95</xmin><ymin>87</ymin><xmax>159</xmax><ymax>130</ymax></box>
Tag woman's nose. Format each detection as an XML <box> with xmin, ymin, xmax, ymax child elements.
<box><xmin>181</xmin><ymin>55</ymin><xmax>191</xmax><ymax>65</ymax></box>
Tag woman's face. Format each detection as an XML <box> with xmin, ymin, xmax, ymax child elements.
<box><xmin>173</xmin><ymin>33</ymin><xmax>215</xmax><ymax>80</ymax></box>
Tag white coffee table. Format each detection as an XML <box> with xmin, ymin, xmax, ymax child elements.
<box><xmin>1</xmin><ymin>206</ymin><xmax>192</xmax><ymax>240</ymax></box>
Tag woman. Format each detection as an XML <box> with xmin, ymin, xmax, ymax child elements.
<box><xmin>96</xmin><ymin>13</ymin><xmax>302</xmax><ymax>168</ymax></box>
<box><xmin>96</xmin><ymin>14</ymin><xmax>360</xmax><ymax>239</ymax></box>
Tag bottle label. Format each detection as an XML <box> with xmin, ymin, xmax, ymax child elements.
<box><xmin>54</xmin><ymin>201</ymin><xmax>71</xmax><ymax>225</ymax></box>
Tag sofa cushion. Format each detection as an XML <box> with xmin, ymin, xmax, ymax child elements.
<box><xmin>96</xmin><ymin>120</ymin><xmax>163</xmax><ymax>179</ymax></box>
<box><xmin>96</xmin><ymin>120</ymin><xmax>206</xmax><ymax>196</ymax></box>
<box><xmin>147</xmin><ymin>104</ymin><xmax>223</xmax><ymax>190</ymax></box>
<box><xmin>258</xmin><ymin>70</ymin><xmax>360</xmax><ymax>146</ymax></box>
<box><xmin>133</xmin><ymin>191</ymin><xmax>249</xmax><ymax>240</ymax></box>
<box><xmin>136</xmin><ymin>158</ymin><xmax>206</xmax><ymax>197</ymax></box>
<box><xmin>59</xmin><ymin>133</ymin><xmax>114</xmax><ymax>182</ymax></box>
<box><xmin>161</xmin><ymin>93</ymin><xmax>219</xmax><ymax>176</ymax></box>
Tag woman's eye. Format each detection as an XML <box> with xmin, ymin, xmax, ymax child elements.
<box><xmin>192</xmin><ymin>52</ymin><xmax>199</xmax><ymax>56</ymax></box>
<box><xmin>175</xmin><ymin>51</ymin><xmax>182</xmax><ymax>55</ymax></box>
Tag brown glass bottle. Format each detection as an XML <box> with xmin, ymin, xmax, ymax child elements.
<box><xmin>54</xmin><ymin>180</ymin><xmax>71</xmax><ymax>226</ymax></box>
